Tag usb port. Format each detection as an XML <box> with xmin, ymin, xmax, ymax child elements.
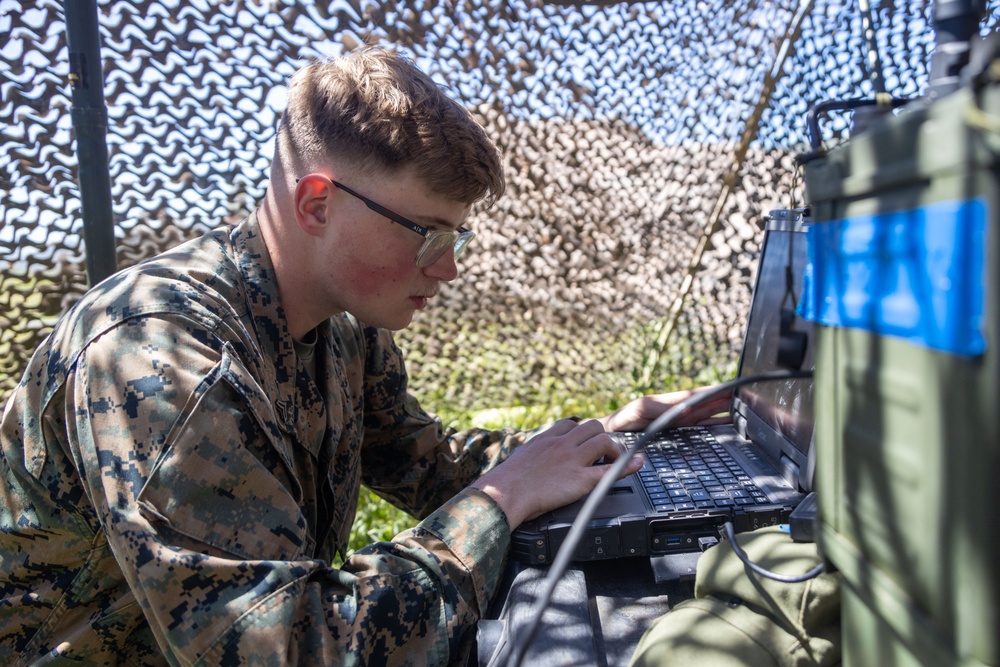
<box><xmin>650</xmin><ymin>516</ymin><xmax>727</xmax><ymax>554</ymax></box>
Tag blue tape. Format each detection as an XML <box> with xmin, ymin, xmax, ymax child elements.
<box><xmin>800</xmin><ymin>198</ymin><xmax>987</xmax><ymax>356</ymax></box>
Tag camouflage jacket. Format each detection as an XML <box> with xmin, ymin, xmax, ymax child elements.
<box><xmin>0</xmin><ymin>213</ymin><xmax>530</xmax><ymax>666</ymax></box>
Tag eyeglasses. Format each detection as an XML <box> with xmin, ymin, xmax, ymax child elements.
<box><xmin>332</xmin><ymin>180</ymin><xmax>475</xmax><ymax>268</ymax></box>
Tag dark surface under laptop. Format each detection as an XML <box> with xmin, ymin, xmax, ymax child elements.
<box><xmin>511</xmin><ymin>209</ymin><xmax>816</xmax><ymax>568</ymax></box>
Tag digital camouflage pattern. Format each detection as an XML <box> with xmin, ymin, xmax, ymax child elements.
<box><xmin>0</xmin><ymin>212</ymin><xmax>529</xmax><ymax>666</ymax></box>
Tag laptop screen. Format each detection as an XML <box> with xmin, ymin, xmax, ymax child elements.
<box><xmin>731</xmin><ymin>209</ymin><xmax>815</xmax><ymax>473</ymax></box>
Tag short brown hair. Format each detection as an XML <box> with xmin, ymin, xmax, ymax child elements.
<box><xmin>277</xmin><ymin>47</ymin><xmax>505</xmax><ymax>207</ymax></box>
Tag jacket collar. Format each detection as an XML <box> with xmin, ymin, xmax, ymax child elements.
<box><xmin>230</xmin><ymin>212</ymin><xmax>325</xmax><ymax>447</ymax></box>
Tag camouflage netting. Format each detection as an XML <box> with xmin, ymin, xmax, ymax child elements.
<box><xmin>2</xmin><ymin>0</ymin><xmax>996</xmax><ymax>415</ymax></box>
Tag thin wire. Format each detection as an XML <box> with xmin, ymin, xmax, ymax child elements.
<box><xmin>721</xmin><ymin>521</ymin><xmax>826</xmax><ymax>583</ymax></box>
<box><xmin>500</xmin><ymin>368</ymin><xmax>814</xmax><ymax>667</ymax></box>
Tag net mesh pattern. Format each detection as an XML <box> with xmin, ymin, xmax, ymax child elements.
<box><xmin>2</xmin><ymin>0</ymin><xmax>994</xmax><ymax>412</ymax></box>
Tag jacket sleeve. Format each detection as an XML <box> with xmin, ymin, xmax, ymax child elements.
<box><xmin>64</xmin><ymin>317</ymin><xmax>509</xmax><ymax>667</ymax></box>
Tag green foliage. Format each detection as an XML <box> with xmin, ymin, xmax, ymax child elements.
<box><xmin>396</xmin><ymin>317</ymin><xmax>643</xmax><ymax>418</ymax></box>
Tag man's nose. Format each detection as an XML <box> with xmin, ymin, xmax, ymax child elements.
<box><xmin>422</xmin><ymin>247</ymin><xmax>459</xmax><ymax>281</ymax></box>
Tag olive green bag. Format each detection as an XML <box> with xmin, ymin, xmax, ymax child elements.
<box><xmin>629</xmin><ymin>526</ymin><xmax>841</xmax><ymax>667</ymax></box>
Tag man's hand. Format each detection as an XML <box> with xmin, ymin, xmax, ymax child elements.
<box><xmin>470</xmin><ymin>419</ymin><xmax>642</xmax><ymax>529</ymax></box>
<box><xmin>597</xmin><ymin>385</ymin><xmax>733</xmax><ymax>434</ymax></box>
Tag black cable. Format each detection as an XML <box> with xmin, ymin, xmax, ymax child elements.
<box><xmin>720</xmin><ymin>521</ymin><xmax>826</xmax><ymax>583</ymax></box>
<box><xmin>500</xmin><ymin>369</ymin><xmax>814</xmax><ymax>667</ymax></box>
<box><xmin>805</xmin><ymin>96</ymin><xmax>912</xmax><ymax>150</ymax></box>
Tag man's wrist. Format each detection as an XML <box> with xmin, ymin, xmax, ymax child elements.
<box><xmin>597</xmin><ymin>414</ymin><xmax>616</xmax><ymax>432</ymax></box>
<box><xmin>469</xmin><ymin>475</ymin><xmax>529</xmax><ymax>529</ymax></box>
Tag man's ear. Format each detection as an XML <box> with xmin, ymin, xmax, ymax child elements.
<box><xmin>293</xmin><ymin>173</ymin><xmax>335</xmax><ymax>236</ymax></box>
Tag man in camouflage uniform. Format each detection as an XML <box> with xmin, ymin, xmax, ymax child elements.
<box><xmin>0</xmin><ymin>48</ymin><xmax>722</xmax><ymax>666</ymax></box>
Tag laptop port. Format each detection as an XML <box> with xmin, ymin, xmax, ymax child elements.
<box><xmin>649</xmin><ymin>516</ymin><xmax>727</xmax><ymax>554</ymax></box>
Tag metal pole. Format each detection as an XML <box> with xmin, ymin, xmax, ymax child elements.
<box><xmin>64</xmin><ymin>0</ymin><xmax>117</xmax><ymax>285</ymax></box>
<box><xmin>857</xmin><ymin>0</ymin><xmax>887</xmax><ymax>94</ymax></box>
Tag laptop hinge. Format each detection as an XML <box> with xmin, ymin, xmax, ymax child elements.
<box><xmin>733</xmin><ymin>410</ymin><xmax>749</xmax><ymax>440</ymax></box>
<box><xmin>778</xmin><ymin>454</ymin><xmax>801</xmax><ymax>490</ymax></box>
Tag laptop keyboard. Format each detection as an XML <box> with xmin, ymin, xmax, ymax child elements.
<box><xmin>618</xmin><ymin>427</ymin><xmax>773</xmax><ymax>512</ymax></box>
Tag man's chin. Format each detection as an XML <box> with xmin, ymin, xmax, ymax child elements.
<box><xmin>356</xmin><ymin>310</ymin><xmax>415</xmax><ymax>331</ymax></box>
<box><xmin>386</xmin><ymin>319</ymin><xmax>413</xmax><ymax>331</ymax></box>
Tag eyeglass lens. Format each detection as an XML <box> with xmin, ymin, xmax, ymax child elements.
<box><xmin>416</xmin><ymin>231</ymin><xmax>474</xmax><ymax>267</ymax></box>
